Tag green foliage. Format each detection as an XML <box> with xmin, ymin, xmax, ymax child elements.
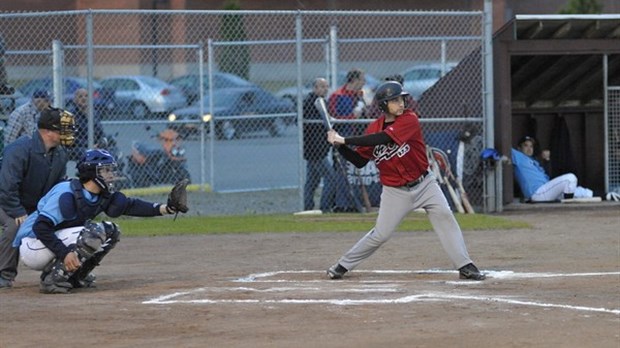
<box><xmin>218</xmin><ymin>0</ymin><xmax>250</xmax><ymax>80</ymax></box>
<box><xmin>109</xmin><ymin>213</ymin><xmax>530</xmax><ymax>237</ymax></box>
<box><xmin>559</xmin><ymin>0</ymin><xmax>602</xmax><ymax>14</ymax></box>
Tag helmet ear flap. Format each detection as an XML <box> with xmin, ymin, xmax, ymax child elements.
<box><xmin>379</xmin><ymin>100</ymin><xmax>389</xmax><ymax>112</ymax></box>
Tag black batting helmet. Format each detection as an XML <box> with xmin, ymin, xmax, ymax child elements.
<box><xmin>374</xmin><ymin>81</ymin><xmax>409</xmax><ymax>112</ymax></box>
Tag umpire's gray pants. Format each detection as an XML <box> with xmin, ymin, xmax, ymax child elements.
<box><xmin>0</xmin><ymin>207</ymin><xmax>19</xmax><ymax>281</ymax></box>
<box><xmin>338</xmin><ymin>173</ymin><xmax>473</xmax><ymax>271</ymax></box>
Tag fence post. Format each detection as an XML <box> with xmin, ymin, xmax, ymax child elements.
<box><xmin>51</xmin><ymin>40</ymin><xmax>64</xmax><ymax>109</ymax></box>
<box><xmin>86</xmin><ymin>10</ymin><xmax>95</xmax><ymax>149</ymax></box>
<box><xmin>296</xmin><ymin>11</ymin><xmax>304</xmax><ymax>211</ymax></box>
<box><xmin>483</xmin><ymin>0</ymin><xmax>496</xmax><ymax>212</ymax></box>
<box><xmin>207</xmin><ymin>38</ymin><xmax>215</xmax><ymax>192</ymax></box>
<box><xmin>328</xmin><ymin>25</ymin><xmax>338</xmax><ymax>91</ymax></box>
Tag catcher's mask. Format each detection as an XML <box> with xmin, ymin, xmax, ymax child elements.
<box><xmin>374</xmin><ymin>81</ymin><xmax>409</xmax><ymax>112</ymax></box>
<box><xmin>77</xmin><ymin>149</ymin><xmax>120</xmax><ymax>194</ymax></box>
<box><xmin>38</xmin><ymin>107</ymin><xmax>76</xmax><ymax>146</ymax></box>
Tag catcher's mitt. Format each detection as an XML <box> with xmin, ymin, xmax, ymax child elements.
<box><xmin>167</xmin><ymin>179</ymin><xmax>189</xmax><ymax>217</ymax></box>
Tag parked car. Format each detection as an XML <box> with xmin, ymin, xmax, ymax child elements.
<box><xmin>16</xmin><ymin>77</ymin><xmax>116</xmax><ymax>116</ymax></box>
<box><xmin>169</xmin><ymin>72</ymin><xmax>255</xmax><ymax>105</ymax></box>
<box><xmin>168</xmin><ymin>86</ymin><xmax>295</xmax><ymax>140</ymax></box>
<box><xmin>401</xmin><ymin>62</ymin><xmax>458</xmax><ymax>99</ymax></box>
<box><xmin>275</xmin><ymin>71</ymin><xmax>381</xmax><ymax>106</ymax></box>
<box><xmin>100</xmin><ymin>75</ymin><xmax>187</xmax><ymax>119</ymax></box>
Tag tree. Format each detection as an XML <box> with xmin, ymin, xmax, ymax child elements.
<box><xmin>559</xmin><ymin>0</ymin><xmax>602</xmax><ymax>14</ymax></box>
<box><xmin>218</xmin><ymin>0</ymin><xmax>250</xmax><ymax>80</ymax></box>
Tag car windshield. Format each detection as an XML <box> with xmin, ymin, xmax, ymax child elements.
<box><xmin>199</xmin><ymin>89</ymin><xmax>247</xmax><ymax>108</ymax></box>
<box><xmin>138</xmin><ymin>76</ymin><xmax>168</xmax><ymax>88</ymax></box>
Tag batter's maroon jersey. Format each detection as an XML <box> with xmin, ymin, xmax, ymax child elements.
<box><xmin>356</xmin><ymin>110</ymin><xmax>429</xmax><ymax>187</ymax></box>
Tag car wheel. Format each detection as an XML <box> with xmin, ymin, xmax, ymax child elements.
<box><xmin>131</xmin><ymin>102</ymin><xmax>149</xmax><ymax>119</ymax></box>
<box><xmin>269</xmin><ymin>117</ymin><xmax>286</xmax><ymax>137</ymax></box>
<box><xmin>217</xmin><ymin>120</ymin><xmax>236</xmax><ymax>140</ymax></box>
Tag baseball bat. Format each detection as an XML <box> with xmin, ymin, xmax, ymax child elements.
<box><xmin>314</xmin><ymin>97</ymin><xmax>333</xmax><ymax>130</ymax></box>
<box><xmin>444</xmin><ymin>174</ymin><xmax>464</xmax><ymax>214</ymax></box>
<box><xmin>439</xmin><ymin>147</ymin><xmax>474</xmax><ymax>214</ymax></box>
<box><xmin>456</xmin><ymin>178</ymin><xmax>475</xmax><ymax>214</ymax></box>
<box><xmin>355</xmin><ymin>168</ymin><xmax>373</xmax><ymax>212</ymax></box>
<box><xmin>427</xmin><ymin>146</ymin><xmax>464</xmax><ymax>214</ymax></box>
<box><xmin>314</xmin><ymin>96</ymin><xmax>365</xmax><ymax>213</ymax></box>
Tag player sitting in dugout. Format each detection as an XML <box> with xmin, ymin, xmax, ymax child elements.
<box><xmin>511</xmin><ymin>136</ymin><xmax>593</xmax><ymax>202</ymax></box>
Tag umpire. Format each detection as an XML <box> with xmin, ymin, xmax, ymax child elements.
<box><xmin>0</xmin><ymin>107</ymin><xmax>75</xmax><ymax>289</ymax></box>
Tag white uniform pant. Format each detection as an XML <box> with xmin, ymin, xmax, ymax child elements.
<box><xmin>338</xmin><ymin>173</ymin><xmax>473</xmax><ymax>271</ymax></box>
<box><xmin>531</xmin><ymin>173</ymin><xmax>592</xmax><ymax>202</ymax></box>
<box><xmin>19</xmin><ymin>227</ymin><xmax>83</xmax><ymax>271</ymax></box>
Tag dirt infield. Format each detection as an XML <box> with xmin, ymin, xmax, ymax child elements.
<box><xmin>1</xmin><ymin>207</ymin><xmax>618</xmax><ymax>348</ymax></box>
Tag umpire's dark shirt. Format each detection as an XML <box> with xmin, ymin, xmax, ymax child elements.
<box><xmin>302</xmin><ymin>92</ymin><xmax>331</xmax><ymax>161</ymax></box>
<box><xmin>0</xmin><ymin>132</ymin><xmax>68</xmax><ymax>218</ymax></box>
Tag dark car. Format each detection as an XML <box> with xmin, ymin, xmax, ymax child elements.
<box><xmin>167</xmin><ymin>86</ymin><xmax>295</xmax><ymax>140</ymax></box>
<box><xmin>16</xmin><ymin>77</ymin><xmax>116</xmax><ymax>116</ymax></box>
<box><xmin>169</xmin><ymin>72</ymin><xmax>255</xmax><ymax>105</ymax></box>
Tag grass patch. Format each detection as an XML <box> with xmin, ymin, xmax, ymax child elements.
<box><xmin>108</xmin><ymin>212</ymin><xmax>530</xmax><ymax>237</ymax></box>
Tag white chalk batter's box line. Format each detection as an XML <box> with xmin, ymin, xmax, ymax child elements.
<box><xmin>143</xmin><ymin>270</ymin><xmax>620</xmax><ymax>315</ymax></box>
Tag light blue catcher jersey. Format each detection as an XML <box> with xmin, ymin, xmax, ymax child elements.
<box><xmin>13</xmin><ymin>181</ymin><xmax>100</xmax><ymax>247</ymax></box>
<box><xmin>511</xmin><ymin>148</ymin><xmax>549</xmax><ymax>199</ymax></box>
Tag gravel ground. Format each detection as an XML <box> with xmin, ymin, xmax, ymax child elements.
<box><xmin>136</xmin><ymin>188</ymin><xmax>303</xmax><ymax>216</ymax></box>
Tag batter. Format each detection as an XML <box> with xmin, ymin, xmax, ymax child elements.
<box><xmin>325</xmin><ymin>81</ymin><xmax>485</xmax><ymax>281</ymax></box>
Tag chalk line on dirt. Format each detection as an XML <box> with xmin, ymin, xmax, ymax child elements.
<box><xmin>143</xmin><ymin>269</ymin><xmax>620</xmax><ymax>315</ymax></box>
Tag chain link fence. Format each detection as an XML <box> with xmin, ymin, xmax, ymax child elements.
<box><xmin>0</xmin><ymin>9</ymin><xmax>489</xmax><ymax>213</ymax></box>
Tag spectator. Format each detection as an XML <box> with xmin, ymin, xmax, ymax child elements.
<box><xmin>4</xmin><ymin>89</ymin><xmax>51</xmax><ymax>146</ymax></box>
<box><xmin>68</xmin><ymin>88</ymin><xmax>106</xmax><ymax>161</ymax></box>
<box><xmin>328</xmin><ymin>68</ymin><xmax>366</xmax><ymax>137</ymax></box>
<box><xmin>0</xmin><ymin>107</ymin><xmax>75</xmax><ymax>289</ymax></box>
<box><xmin>512</xmin><ymin>135</ymin><xmax>592</xmax><ymax>202</ymax></box>
<box><xmin>328</xmin><ymin>68</ymin><xmax>366</xmax><ymax>212</ymax></box>
<box><xmin>0</xmin><ymin>33</ymin><xmax>14</xmax><ymax>95</ymax></box>
<box><xmin>302</xmin><ymin>77</ymin><xmax>335</xmax><ymax>212</ymax></box>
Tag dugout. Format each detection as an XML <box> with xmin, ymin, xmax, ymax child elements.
<box><xmin>494</xmin><ymin>15</ymin><xmax>620</xmax><ymax>204</ymax></box>
<box><xmin>419</xmin><ymin>15</ymin><xmax>620</xmax><ymax>207</ymax></box>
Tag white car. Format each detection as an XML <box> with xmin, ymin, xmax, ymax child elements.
<box><xmin>401</xmin><ymin>62</ymin><xmax>457</xmax><ymax>99</ymax></box>
<box><xmin>100</xmin><ymin>75</ymin><xmax>187</xmax><ymax>119</ymax></box>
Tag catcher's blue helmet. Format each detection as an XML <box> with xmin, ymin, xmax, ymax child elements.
<box><xmin>77</xmin><ymin>149</ymin><xmax>119</xmax><ymax>193</ymax></box>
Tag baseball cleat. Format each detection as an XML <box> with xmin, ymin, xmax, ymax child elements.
<box><xmin>327</xmin><ymin>263</ymin><xmax>347</xmax><ymax>280</ymax></box>
<box><xmin>0</xmin><ymin>276</ymin><xmax>13</xmax><ymax>289</ymax></box>
<box><xmin>458</xmin><ymin>263</ymin><xmax>486</xmax><ymax>281</ymax></box>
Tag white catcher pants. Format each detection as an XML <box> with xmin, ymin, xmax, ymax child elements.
<box><xmin>19</xmin><ymin>226</ymin><xmax>83</xmax><ymax>271</ymax></box>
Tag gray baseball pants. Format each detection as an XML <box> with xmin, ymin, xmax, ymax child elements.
<box><xmin>337</xmin><ymin>173</ymin><xmax>473</xmax><ymax>271</ymax></box>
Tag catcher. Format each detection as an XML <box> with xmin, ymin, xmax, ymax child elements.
<box><xmin>12</xmin><ymin>149</ymin><xmax>189</xmax><ymax>294</ymax></box>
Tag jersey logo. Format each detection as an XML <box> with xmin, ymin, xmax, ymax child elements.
<box><xmin>373</xmin><ymin>143</ymin><xmax>410</xmax><ymax>164</ymax></box>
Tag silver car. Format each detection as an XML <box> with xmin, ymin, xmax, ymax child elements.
<box><xmin>100</xmin><ymin>75</ymin><xmax>187</xmax><ymax>119</ymax></box>
<box><xmin>275</xmin><ymin>71</ymin><xmax>381</xmax><ymax>106</ymax></box>
<box><xmin>401</xmin><ymin>62</ymin><xmax>457</xmax><ymax>99</ymax></box>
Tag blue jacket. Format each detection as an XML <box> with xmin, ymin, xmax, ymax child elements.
<box><xmin>511</xmin><ymin>148</ymin><xmax>548</xmax><ymax>199</ymax></box>
<box><xmin>0</xmin><ymin>132</ymin><xmax>68</xmax><ymax>217</ymax></box>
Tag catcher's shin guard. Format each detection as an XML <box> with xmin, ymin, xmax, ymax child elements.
<box><xmin>68</xmin><ymin>221</ymin><xmax>121</xmax><ymax>288</ymax></box>
<box><xmin>40</xmin><ymin>259</ymin><xmax>73</xmax><ymax>294</ymax></box>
